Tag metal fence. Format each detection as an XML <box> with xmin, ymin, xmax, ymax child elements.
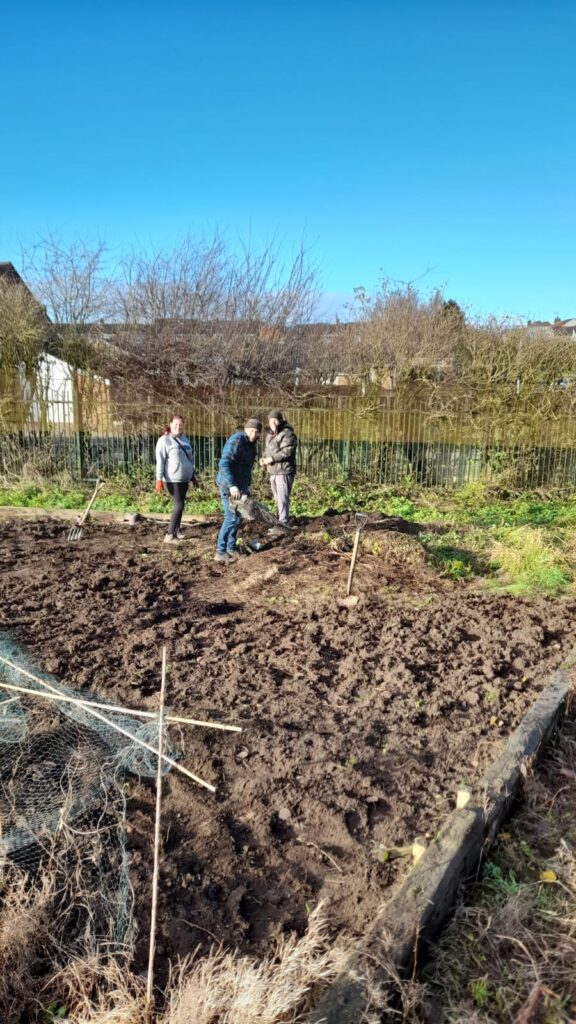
<box><xmin>3</xmin><ymin>388</ymin><xmax>576</xmax><ymax>489</ymax></box>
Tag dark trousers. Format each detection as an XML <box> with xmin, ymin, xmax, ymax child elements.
<box><xmin>166</xmin><ymin>481</ymin><xmax>189</xmax><ymax>536</ymax></box>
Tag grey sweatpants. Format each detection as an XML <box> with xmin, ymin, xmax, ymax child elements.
<box><xmin>270</xmin><ymin>473</ymin><xmax>294</xmax><ymax>524</ymax></box>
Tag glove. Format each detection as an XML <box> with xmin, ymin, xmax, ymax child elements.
<box><xmin>229</xmin><ymin>486</ymin><xmax>241</xmax><ymax>500</ymax></box>
<box><xmin>154</xmin><ymin>480</ymin><xmax>164</xmax><ymax>493</ymax></box>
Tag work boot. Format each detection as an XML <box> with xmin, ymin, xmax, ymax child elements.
<box><xmin>164</xmin><ymin>534</ymin><xmax>181</xmax><ymax>544</ymax></box>
<box><xmin>176</xmin><ymin>530</ymin><xmax>186</xmax><ymax>540</ymax></box>
<box><xmin>214</xmin><ymin>552</ymin><xmax>230</xmax><ymax>563</ymax></box>
<box><xmin>226</xmin><ymin>550</ymin><xmax>240</xmax><ymax>562</ymax></box>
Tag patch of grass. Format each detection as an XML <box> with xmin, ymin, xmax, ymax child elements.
<box><xmin>419</xmin><ymin>528</ymin><xmax>490</xmax><ymax>580</ymax></box>
<box><xmin>289</xmin><ymin>479</ymin><xmax>390</xmax><ymax>517</ymax></box>
<box><xmin>381</xmin><ymin>494</ymin><xmax>418</xmax><ymax>519</ymax></box>
<box><xmin>489</xmin><ymin>525</ymin><xmax>570</xmax><ymax>595</ymax></box>
<box><xmin>0</xmin><ymin>481</ymin><xmax>222</xmax><ymax>516</ymax></box>
<box><xmin>0</xmin><ymin>484</ymin><xmax>87</xmax><ymax>509</ymax></box>
<box><xmin>448</xmin><ymin>488</ymin><xmax>576</xmax><ymax>529</ymax></box>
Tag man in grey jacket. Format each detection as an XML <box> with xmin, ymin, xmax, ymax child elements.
<box><xmin>260</xmin><ymin>409</ymin><xmax>297</xmax><ymax>525</ymax></box>
<box><xmin>155</xmin><ymin>415</ymin><xmax>197</xmax><ymax>543</ymax></box>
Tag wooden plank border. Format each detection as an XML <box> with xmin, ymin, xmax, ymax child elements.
<box><xmin>311</xmin><ymin>654</ymin><xmax>576</xmax><ymax>1022</ymax></box>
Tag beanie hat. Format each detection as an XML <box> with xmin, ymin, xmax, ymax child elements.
<box><xmin>244</xmin><ymin>417</ymin><xmax>263</xmax><ymax>431</ymax></box>
<box><xmin>268</xmin><ymin>409</ymin><xmax>284</xmax><ymax>422</ymax></box>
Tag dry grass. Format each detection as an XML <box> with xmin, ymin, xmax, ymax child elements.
<box><xmin>51</xmin><ymin>957</ymin><xmax>147</xmax><ymax>1024</ymax></box>
<box><xmin>162</xmin><ymin>905</ymin><xmax>351</xmax><ymax>1024</ymax></box>
<box><xmin>0</xmin><ymin>869</ymin><xmax>364</xmax><ymax>1024</ymax></box>
<box><xmin>0</xmin><ymin>863</ymin><xmax>55</xmax><ymax>1021</ymax></box>
<box><xmin>489</xmin><ymin>525</ymin><xmax>570</xmax><ymax>595</ymax></box>
<box><xmin>40</xmin><ymin>906</ymin><xmax>354</xmax><ymax>1023</ymax></box>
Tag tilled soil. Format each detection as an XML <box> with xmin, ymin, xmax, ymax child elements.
<box><xmin>1</xmin><ymin>511</ymin><xmax>575</xmax><ymax>975</ymax></box>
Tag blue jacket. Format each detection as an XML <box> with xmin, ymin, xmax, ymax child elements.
<box><xmin>216</xmin><ymin>431</ymin><xmax>258</xmax><ymax>495</ymax></box>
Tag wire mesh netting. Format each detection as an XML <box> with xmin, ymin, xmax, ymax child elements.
<box><xmin>0</xmin><ymin>632</ymin><xmax>181</xmax><ymax>948</ymax></box>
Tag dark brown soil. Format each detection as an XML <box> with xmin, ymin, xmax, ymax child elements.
<box><xmin>1</xmin><ymin>511</ymin><xmax>574</xmax><ymax>976</ymax></box>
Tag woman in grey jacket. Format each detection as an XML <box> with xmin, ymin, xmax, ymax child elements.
<box><xmin>260</xmin><ymin>409</ymin><xmax>297</xmax><ymax>525</ymax></box>
<box><xmin>155</xmin><ymin>415</ymin><xmax>197</xmax><ymax>543</ymax></box>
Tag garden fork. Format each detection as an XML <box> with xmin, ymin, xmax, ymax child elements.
<box><xmin>337</xmin><ymin>512</ymin><xmax>369</xmax><ymax>608</ymax></box>
<box><xmin>346</xmin><ymin>512</ymin><xmax>369</xmax><ymax>596</ymax></box>
<box><xmin>68</xmin><ymin>478</ymin><xmax>105</xmax><ymax>541</ymax></box>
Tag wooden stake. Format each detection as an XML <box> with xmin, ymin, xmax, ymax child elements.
<box><xmin>0</xmin><ymin>673</ymin><xmax>215</xmax><ymax>792</ymax></box>
<box><xmin>146</xmin><ymin>645</ymin><xmax>167</xmax><ymax>1021</ymax></box>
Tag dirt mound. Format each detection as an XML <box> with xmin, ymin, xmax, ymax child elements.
<box><xmin>0</xmin><ymin>513</ymin><xmax>574</xmax><ymax>979</ymax></box>
<box><xmin>295</xmin><ymin>509</ymin><xmax>427</xmax><ymax>535</ymax></box>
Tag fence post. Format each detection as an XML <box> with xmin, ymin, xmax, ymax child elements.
<box><xmin>75</xmin><ymin>429</ymin><xmax>85</xmax><ymax>478</ymax></box>
<box><xmin>342</xmin><ymin>439</ymin><xmax>351</xmax><ymax>480</ymax></box>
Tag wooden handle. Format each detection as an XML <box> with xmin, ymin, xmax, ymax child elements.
<box><xmin>346</xmin><ymin>527</ymin><xmax>362</xmax><ymax>596</ymax></box>
<box><xmin>77</xmin><ymin>478</ymin><xmax>104</xmax><ymax>527</ymax></box>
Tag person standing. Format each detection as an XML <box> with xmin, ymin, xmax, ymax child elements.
<box><xmin>155</xmin><ymin>415</ymin><xmax>197</xmax><ymax>544</ymax></box>
<box><xmin>215</xmin><ymin>417</ymin><xmax>262</xmax><ymax>563</ymax></box>
<box><xmin>260</xmin><ymin>409</ymin><xmax>297</xmax><ymax>525</ymax></box>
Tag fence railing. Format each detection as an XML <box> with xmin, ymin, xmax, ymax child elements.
<box><xmin>3</xmin><ymin>388</ymin><xmax>576</xmax><ymax>489</ymax></box>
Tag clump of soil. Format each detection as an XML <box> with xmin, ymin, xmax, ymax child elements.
<box><xmin>0</xmin><ymin>512</ymin><xmax>574</xmax><ymax>977</ymax></box>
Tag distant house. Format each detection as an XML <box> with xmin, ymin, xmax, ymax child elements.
<box><xmin>526</xmin><ymin>318</ymin><xmax>576</xmax><ymax>337</ymax></box>
<box><xmin>0</xmin><ymin>261</ymin><xmax>29</xmax><ymax>289</ymax></box>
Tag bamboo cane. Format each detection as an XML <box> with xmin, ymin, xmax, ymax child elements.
<box><xmin>0</xmin><ymin>671</ymin><xmax>215</xmax><ymax>792</ymax></box>
<box><xmin>146</xmin><ymin>646</ymin><xmax>167</xmax><ymax>1021</ymax></box>
<box><xmin>0</xmin><ymin>655</ymin><xmax>241</xmax><ymax>732</ymax></box>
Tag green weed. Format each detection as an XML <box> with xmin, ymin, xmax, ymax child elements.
<box><xmin>383</xmin><ymin>495</ymin><xmax>417</xmax><ymax>519</ymax></box>
<box><xmin>41</xmin><ymin>1004</ymin><xmax>67</xmax><ymax>1023</ymax></box>
<box><xmin>479</xmin><ymin>861</ymin><xmax>523</xmax><ymax>904</ymax></box>
<box><xmin>0</xmin><ymin>484</ymin><xmax>86</xmax><ymax>509</ymax></box>
<box><xmin>419</xmin><ymin>529</ymin><xmax>487</xmax><ymax>579</ymax></box>
<box><xmin>469</xmin><ymin>976</ymin><xmax>490</xmax><ymax>1008</ymax></box>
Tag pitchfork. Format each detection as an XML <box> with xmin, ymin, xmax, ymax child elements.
<box><xmin>337</xmin><ymin>512</ymin><xmax>369</xmax><ymax>608</ymax></box>
<box><xmin>67</xmin><ymin>478</ymin><xmax>105</xmax><ymax>541</ymax></box>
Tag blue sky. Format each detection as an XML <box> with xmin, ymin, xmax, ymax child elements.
<box><xmin>1</xmin><ymin>0</ymin><xmax>574</xmax><ymax>322</ymax></box>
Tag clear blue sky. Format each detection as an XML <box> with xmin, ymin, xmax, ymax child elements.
<box><xmin>1</xmin><ymin>0</ymin><xmax>574</xmax><ymax>322</ymax></box>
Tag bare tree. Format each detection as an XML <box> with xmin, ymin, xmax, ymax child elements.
<box><xmin>19</xmin><ymin>235</ymin><xmax>114</xmax><ymax>431</ymax></box>
<box><xmin>102</xmin><ymin>235</ymin><xmax>320</xmax><ymax>397</ymax></box>
<box><xmin>307</xmin><ymin>279</ymin><xmax>464</xmax><ymax>396</ymax></box>
<box><xmin>0</xmin><ymin>276</ymin><xmax>51</xmax><ymax>423</ymax></box>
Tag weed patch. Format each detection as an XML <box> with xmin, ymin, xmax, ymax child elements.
<box><xmin>490</xmin><ymin>525</ymin><xmax>570</xmax><ymax>595</ymax></box>
<box><xmin>419</xmin><ymin>528</ymin><xmax>490</xmax><ymax>579</ymax></box>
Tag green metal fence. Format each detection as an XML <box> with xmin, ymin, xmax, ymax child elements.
<box><xmin>3</xmin><ymin>388</ymin><xmax>576</xmax><ymax>489</ymax></box>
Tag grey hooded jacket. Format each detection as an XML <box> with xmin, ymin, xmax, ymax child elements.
<box><xmin>155</xmin><ymin>433</ymin><xmax>196</xmax><ymax>483</ymax></box>
<box><xmin>263</xmin><ymin>422</ymin><xmax>297</xmax><ymax>476</ymax></box>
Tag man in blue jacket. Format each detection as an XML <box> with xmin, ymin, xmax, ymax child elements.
<box><xmin>215</xmin><ymin>417</ymin><xmax>262</xmax><ymax>563</ymax></box>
